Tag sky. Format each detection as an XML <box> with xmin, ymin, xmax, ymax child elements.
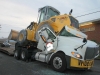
<box><xmin>0</xmin><ymin>0</ymin><xmax>100</xmax><ymax>38</ymax></box>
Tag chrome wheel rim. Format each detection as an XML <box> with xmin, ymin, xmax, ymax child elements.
<box><xmin>53</xmin><ymin>57</ymin><xmax>62</xmax><ymax>69</ymax></box>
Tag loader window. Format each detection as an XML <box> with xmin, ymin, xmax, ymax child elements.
<box><xmin>38</xmin><ymin>8</ymin><xmax>46</xmax><ymax>23</ymax></box>
<box><xmin>69</xmin><ymin>16</ymin><xmax>79</xmax><ymax>29</ymax></box>
<box><xmin>48</xmin><ymin>8</ymin><xmax>59</xmax><ymax>18</ymax></box>
<box><xmin>59</xmin><ymin>27</ymin><xmax>77</xmax><ymax>37</ymax></box>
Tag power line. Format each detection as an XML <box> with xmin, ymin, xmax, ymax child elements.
<box><xmin>75</xmin><ymin>11</ymin><xmax>100</xmax><ymax>18</ymax></box>
<box><xmin>73</xmin><ymin>7</ymin><xmax>100</xmax><ymax>16</ymax></box>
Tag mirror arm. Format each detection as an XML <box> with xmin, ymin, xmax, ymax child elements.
<box><xmin>40</xmin><ymin>35</ymin><xmax>47</xmax><ymax>43</ymax></box>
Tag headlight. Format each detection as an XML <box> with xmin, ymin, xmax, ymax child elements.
<box><xmin>71</xmin><ymin>52</ymin><xmax>82</xmax><ymax>59</ymax></box>
<box><xmin>46</xmin><ymin>42</ymin><xmax>53</xmax><ymax>51</ymax></box>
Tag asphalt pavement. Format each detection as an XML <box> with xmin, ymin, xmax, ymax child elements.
<box><xmin>0</xmin><ymin>51</ymin><xmax>100</xmax><ymax>75</ymax></box>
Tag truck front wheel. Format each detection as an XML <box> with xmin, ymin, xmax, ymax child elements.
<box><xmin>51</xmin><ymin>53</ymin><xmax>67</xmax><ymax>72</ymax></box>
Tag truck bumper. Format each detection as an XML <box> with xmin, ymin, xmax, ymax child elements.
<box><xmin>65</xmin><ymin>56</ymin><xmax>94</xmax><ymax>70</ymax></box>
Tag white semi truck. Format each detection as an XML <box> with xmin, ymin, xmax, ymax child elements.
<box><xmin>38</xmin><ymin>26</ymin><xmax>99</xmax><ymax>71</ymax></box>
<box><xmin>16</xmin><ymin>25</ymin><xmax>99</xmax><ymax>72</ymax></box>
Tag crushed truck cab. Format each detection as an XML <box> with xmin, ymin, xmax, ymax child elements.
<box><xmin>36</xmin><ymin>26</ymin><xmax>99</xmax><ymax>71</ymax></box>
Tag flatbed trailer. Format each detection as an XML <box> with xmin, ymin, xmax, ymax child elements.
<box><xmin>0</xmin><ymin>43</ymin><xmax>15</xmax><ymax>55</ymax></box>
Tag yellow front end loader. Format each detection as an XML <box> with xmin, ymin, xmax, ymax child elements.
<box><xmin>16</xmin><ymin>6</ymin><xmax>79</xmax><ymax>46</ymax></box>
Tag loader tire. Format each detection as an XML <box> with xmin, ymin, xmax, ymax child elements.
<box><xmin>50</xmin><ymin>53</ymin><xmax>67</xmax><ymax>72</ymax></box>
<box><xmin>35</xmin><ymin>23</ymin><xmax>54</xmax><ymax>42</ymax></box>
<box><xmin>14</xmin><ymin>42</ymin><xmax>21</xmax><ymax>60</ymax></box>
<box><xmin>17</xmin><ymin>29</ymin><xmax>28</xmax><ymax>46</ymax></box>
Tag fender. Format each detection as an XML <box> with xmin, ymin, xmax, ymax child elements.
<box><xmin>48</xmin><ymin>50</ymin><xmax>66</xmax><ymax>63</ymax></box>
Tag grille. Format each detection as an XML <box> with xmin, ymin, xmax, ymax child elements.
<box><xmin>84</xmin><ymin>46</ymin><xmax>99</xmax><ymax>60</ymax></box>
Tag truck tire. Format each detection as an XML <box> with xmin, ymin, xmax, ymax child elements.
<box><xmin>50</xmin><ymin>53</ymin><xmax>67</xmax><ymax>72</ymax></box>
<box><xmin>14</xmin><ymin>43</ymin><xmax>21</xmax><ymax>60</ymax></box>
<box><xmin>35</xmin><ymin>23</ymin><xmax>54</xmax><ymax>42</ymax></box>
<box><xmin>17</xmin><ymin>29</ymin><xmax>28</xmax><ymax>46</ymax></box>
<box><xmin>21</xmin><ymin>48</ymin><xmax>29</xmax><ymax>61</ymax></box>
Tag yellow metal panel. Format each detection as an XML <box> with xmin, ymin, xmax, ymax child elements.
<box><xmin>26</xmin><ymin>23</ymin><xmax>38</xmax><ymax>41</ymax></box>
<box><xmin>27</xmin><ymin>29</ymin><xmax>34</xmax><ymax>41</ymax></box>
<box><xmin>70</xmin><ymin>57</ymin><xmax>94</xmax><ymax>68</ymax></box>
<box><xmin>49</xmin><ymin>14</ymin><xmax>71</xmax><ymax>33</ymax></box>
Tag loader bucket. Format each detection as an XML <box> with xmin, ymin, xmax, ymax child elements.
<box><xmin>8</xmin><ymin>29</ymin><xmax>19</xmax><ymax>41</ymax></box>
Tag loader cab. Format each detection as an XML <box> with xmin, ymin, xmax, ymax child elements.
<box><xmin>38</xmin><ymin>6</ymin><xmax>60</xmax><ymax>24</ymax></box>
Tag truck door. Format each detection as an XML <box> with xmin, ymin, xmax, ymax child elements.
<box><xmin>37</xmin><ymin>27</ymin><xmax>57</xmax><ymax>51</ymax></box>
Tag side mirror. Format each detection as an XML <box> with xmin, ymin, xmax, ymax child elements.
<box><xmin>83</xmin><ymin>38</ymin><xmax>87</xmax><ymax>43</ymax></box>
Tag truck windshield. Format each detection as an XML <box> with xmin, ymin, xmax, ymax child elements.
<box><xmin>69</xmin><ymin>16</ymin><xmax>79</xmax><ymax>29</ymax></box>
<box><xmin>59</xmin><ymin>27</ymin><xmax>77</xmax><ymax>37</ymax></box>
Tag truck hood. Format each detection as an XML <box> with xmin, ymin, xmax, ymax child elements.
<box><xmin>57</xmin><ymin>36</ymin><xmax>98</xmax><ymax>60</ymax></box>
<box><xmin>57</xmin><ymin>36</ymin><xmax>97</xmax><ymax>46</ymax></box>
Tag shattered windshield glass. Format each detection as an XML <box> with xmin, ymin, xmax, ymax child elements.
<box><xmin>59</xmin><ymin>27</ymin><xmax>77</xmax><ymax>37</ymax></box>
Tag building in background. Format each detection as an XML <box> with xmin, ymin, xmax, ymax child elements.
<box><xmin>80</xmin><ymin>18</ymin><xmax>100</xmax><ymax>43</ymax></box>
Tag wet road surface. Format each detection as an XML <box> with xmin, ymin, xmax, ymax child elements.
<box><xmin>0</xmin><ymin>52</ymin><xmax>100</xmax><ymax>75</ymax></box>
